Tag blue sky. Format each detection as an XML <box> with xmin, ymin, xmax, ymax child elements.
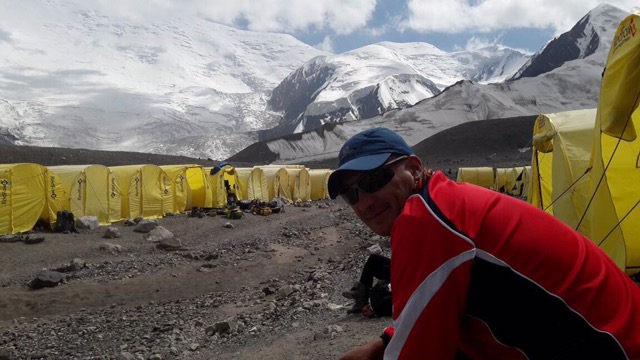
<box><xmin>94</xmin><ymin>0</ymin><xmax>638</xmax><ymax>54</ymax></box>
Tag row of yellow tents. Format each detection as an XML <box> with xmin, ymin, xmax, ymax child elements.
<box><xmin>0</xmin><ymin>163</ymin><xmax>332</xmax><ymax>235</ymax></box>
<box><xmin>457</xmin><ymin>14</ymin><xmax>640</xmax><ymax>275</ymax></box>
<box><xmin>456</xmin><ymin>166</ymin><xmax>531</xmax><ymax>197</ymax></box>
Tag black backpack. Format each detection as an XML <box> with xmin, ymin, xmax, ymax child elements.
<box><xmin>55</xmin><ymin>210</ymin><xmax>77</xmax><ymax>233</ymax></box>
<box><xmin>369</xmin><ymin>280</ymin><xmax>392</xmax><ymax>317</ymax></box>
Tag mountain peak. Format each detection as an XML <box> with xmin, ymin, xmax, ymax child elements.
<box><xmin>512</xmin><ymin>3</ymin><xmax>628</xmax><ymax>80</ymax></box>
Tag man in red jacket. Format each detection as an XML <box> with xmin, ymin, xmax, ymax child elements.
<box><xmin>330</xmin><ymin>127</ymin><xmax>640</xmax><ymax>360</ymax></box>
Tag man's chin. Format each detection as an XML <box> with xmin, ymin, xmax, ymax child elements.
<box><xmin>366</xmin><ymin>221</ymin><xmax>391</xmax><ymax>237</ymax></box>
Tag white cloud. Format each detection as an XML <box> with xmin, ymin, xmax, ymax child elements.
<box><xmin>315</xmin><ymin>35</ymin><xmax>335</xmax><ymax>52</ymax></box>
<box><xmin>464</xmin><ymin>35</ymin><xmax>501</xmax><ymax>50</ymax></box>
<box><xmin>84</xmin><ymin>0</ymin><xmax>377</xmax><ymax>35</ymax></box>
<box><xmin>403</xmin><ymin>0</ymin><xmax>638</xmax><ymax>34</ymax></box>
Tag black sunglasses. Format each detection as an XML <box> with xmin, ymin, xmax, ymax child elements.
<box><xmin>339</xmin><ymin>155</ymin><xmax>409</xmax><ymax>205</ymax></box>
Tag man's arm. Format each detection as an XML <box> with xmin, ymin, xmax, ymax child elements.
<box><xmin>385</xmin><ymin>196</ymin><xmax>475</xmax><ymax>359</ymax></box>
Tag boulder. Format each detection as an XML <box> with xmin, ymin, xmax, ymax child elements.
<box><xmin>158</xmin><ymin>237</ymin><xmax>184</xmax><ymax>251</ymax></box>
<box><xmin>99</xmin><ymin>243</ymin><xmax>123</xmax><ymax>255</ymax></box>
<box><xmin>134</xmin><ymin>219</ymin><xmax>157</xmax><ymax>233</ymax></box>
<box><xmin>75</xmin><ymin>216</ymin><xmax>100</xmax><ymax>231</ymax></box>
<box><xmin>144</xmin><ymin>226</ymin><xmax>173</xmax><ymax>243</ymax></box>
<box><xmin>103</xmin><ymin>227</ymin><xmax>121</xmax><ymax>239</ymax></box>
<box><xmin>30</xmin><ymin>270</ymin><xmax>65</xmax><ymax>289</ymax></box>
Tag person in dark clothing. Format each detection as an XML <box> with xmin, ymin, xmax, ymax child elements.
<box><xmin>343</xmin><ymin>253</ymin><xmax>391</xmax><ymax>315</ymax></box>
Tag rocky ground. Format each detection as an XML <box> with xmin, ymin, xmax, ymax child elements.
<box><xmin>0</xmin><ymin>118</ymin><xmax>537</xmax><ymax>359</ymax></box>
<box><xmin>0</xmin><ymin>200</ymin><xmax>392</xmax><ymax>360</ymax></box>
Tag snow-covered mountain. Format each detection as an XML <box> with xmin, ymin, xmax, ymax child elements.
<box><xmin>263</xmin><ymin>42</ymin><xmax>530</xmax><ymax>139</ymax></box>
<box><xmin>0</xmin><ymin>0</ymin><xmax>328</xmax><ymax>159</ymax></box>
<box><xmin>0</xmin><ymin>1</ymin><xmax>628</xmax><ymax>162</ymax></box>
<box><xmin>233</xmin><ymin>4</ymin><xmax>629</xmax><ymax>165</ymax></box>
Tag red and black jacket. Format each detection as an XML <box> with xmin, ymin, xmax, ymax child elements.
<box><xmin>385</xmin><ymin>171</ymin><xmax>640</xmax><ymax>359</ymax></box>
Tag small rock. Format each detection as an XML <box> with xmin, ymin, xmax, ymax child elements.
<box><xmin>99</xmin><ymin>243</ymin><xmax>123</xmax><ymax>255</ymax></box>
<box><xmin>133</xmin><ymin>216</ymin><xmax>144</xmax><ymax>223</ymax></box>
<box><xmin>30</xmin><ymin>270</ymin><xmax>65</xmax><ymax>289</ymax></box>
<box><xmin>148</xmin><ymin>354</ymin><xmax>163</xmax><ymax>360</ymax></box>
<box><xmin>262</xmin><ymin>286</ymin><xmax>276</xmax><ymax>296</ymax></box>
<box><xmin>277</xmin><ymin>285</ymin><xmax>296</xmax><ymax>298</ymax></box>
<box><xmin>123</xmin><ymin>219</ymin><xmax>136</xmax><ymax>226</ymax></box>
<box><xmin>23</xmin><ymin>236</ymin><xmax>45</xmax><ymax>245</ymax></box>
<box><xmin>367</xmin><ymin>244</ymin><xmax>382</xmax><ymax>255</ymax></box>
<box><xmin>75</xmin><ymin>216</ymin><xmax>100</xmax><ymax>231</ymax></box>
<box><xmin>117</xmin><ymin>352</ymin><xmax>136</xmax><ymax>360</ymax></box>
<box><xmin>0</xmin><ymin>348</ymin><xmax>12</xmax><ymax>360</ymax></box>
<box><xmin>158</xmin><ymin>237</ymin><xmax>183</xmax><ymax>251</ymax></box>
<box><xmin>223</xmin><ymin>222</ymin><xmax>234</xmax><ymax>229</ymax></box>
<box><xmin>0</xmin><ymin>234</ymin><xmax>23</xmax><ymax>243</ymax></box>
<box><xmin>103</xmin><ymin>227</ymin><xmax>121</xmax><ymax>239</ymax></box>
<box><xmin>144</xmin><ymin>226</ymin><xmax>173</xmax><ymax>243</ymax></box>
<box><xmin>134</xmin><ymin>219</ymin><xmax>158</xmax><ymax>233</ymax></box>
<box><xmin>165</xmin><ymin>212</ymin><xmax>175</xmax><ymax>217</ymax></box>
<box><xmin>188</xmin><ymin>343</ymin><xmax>199</xmax><ymax>351</ymax></box>
<box><xmin>206</xmin><ymin>318</ymin><xmax>238</xmax><ymax>335</ymax></box>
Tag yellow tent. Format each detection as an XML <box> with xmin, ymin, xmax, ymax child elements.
<box><xmin>186</xmin><ymin>166</ymin><xmax>213</xmax><ymax>208</ymax></box>
<box><xmin>0</xmin><ymin>163</ymin><xmax>64</xmax><ymax>234</ymax></box>
<box><xmin>493</xmin><ymin>168</ymin><xmax>509</xmax><ymax>193</ymax></box>
<box><xmin>109</xmin><ymin>165</ymin><xmax>171</xmax><ymax>219</ymax></box>
<box><xmin>495</xmin><ymin>167</ymin><xmax>528</xmax><ymax>196</ymax></box>
<box><xmin>259</xmin><ymin>166</ymin><xmax>291</xmax><ymax>202</ymax></box>
<box><xmin>287</xmin><ymin>167</ymin><xmax>311</xmax><ymax>202</ymax></box>
<box><xmin>161</xmin><ymin>165</ymin><xmax>213</xmax><ymax>212</ymax></box>
<box><xmin>235</xmin><ymin>167</ymin><xmax>269</xmax><ymax>201</ymax></box>
<box><xmin>160</xmin><ymin>165</ymin><xmax>189</xmax><ymax>213</ymax></box>
<box><xmin>529</xmin><ymin>108</ymin><xmax>596</xmax><ymax>234</ymax></box>
<box><xmin>586</xmin><ymin>14</ymin><xmax>640</xmax><ymax>274</ymax></box>
<box><xmin>49</xmin><ymin>164</ymin><xmax>122</xmax><ymax>225</ymax></box>
<box><xmin>521</xmin><ymin>166</ymin><xmax>532</xmax><ymax>200</ymax></box>
<box><xmin>456</xmin><ymin>167</ymin><xmax>494</xmax><ymax>188</ymax></box>
<box><xmin>208</xmin><ymin>165</ymin><xmax>240</xmax><ymax>207</ymax></box>
<box><xmin>309</xmin><ymin>169</ymin><xmax>331</xmax><ymax>200</ymax></box>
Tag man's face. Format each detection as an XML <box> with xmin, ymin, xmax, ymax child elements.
<box><xmin>340</xmin><ymin>156</ymin><xmax>421</xmax><ymax>236</ymax></box>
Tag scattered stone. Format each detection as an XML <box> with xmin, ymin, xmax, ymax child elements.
<box><xmin>223</xmin><ymin>222</ymin><xmax>234</xmax><ymax>229</ymax></box>
<box><xmin>206</xmin><ymin>318</ymin><xmax>238</xmax><ymax>335</ymax></box>
<box><xmin>165</xmin><ymin>211</ymin><xmax>175</xmax><ymax>217</ymax></box>
<box><xmin>0</xmin><ymin>348</ymin><xmax>12</xmax><ymax>360</ymax></box>
<box><xmin>367</xmin><ymin>244</ymin><xmax>382</xmax><ymax>255</ymax></box>
<box><xmin>23</xmin><ymin>235</ymin><xmax>45</xmax><ymax>244</ymax></box>
<box><xmin>189</xmin><ymin>208</ymin><xmax>206</xmax><ymax>218</ymax></box>
<box><xmin>327</xmin><ymin>303</ymin><xmax>344</xmax><ymax>311</ymax></box>
<box><xmin>262</xmin><ymin>286</ymin><xmax>276</xmax><ymax>296</ymax></box>
<box><xmin>325</xmin><ymin>325</ymin><xmax>344</xmax><ymax>334</ymax></box>
<box><xmin>0</xmin><ymin>234</ymin><xmax>23</xmax><ymax>243</ymax></box>
<box><xmin>30</xmin><ymin>270</ymin><xmax>65</xmax><ymax>290</ymax></box>
<box><xmin>99</xmin><ymin>243</ymin><xmax>123</xmax><ymax>255</ymax></box>
<box><xmin>133</xmin><ymin>216</ymin><xmax>144</xmax><ymax>223</ymax></box>
<box><xmin>117</xmin><ymin>352</ymin><xmax>136</xmax><ymax>360</ymax></box>
<box><xmin>158</xmin><ymin>237</ymin><xmax>184</xmax><ymax>251</ymax></box>
<box><xmin>277</xmin><ymin>285</ymin><xmax>296</xmax><ymax>298</ymax></box>
<box><xmin>188</xmin><ymin>343</ymin><xmax>199</xmax><ymax>351</ymax></box>
<box><xmin>103</xmin><ymin>227</ymin><xmax>121</xmax><ymax>239</ymax></box>
<box><xmin>134</xmin><ymin>220</ymin><xmax>158</xmax><ymax>233</ymax></box>
<box><xmin>123</xmin><ymin>219</ymin><xmax>137</xmax><ymax>226</ymax></box>
<box><xmin>149</xmin><ymin>354</ymin><xmax>163</xmax><ymax>360</ymax></box>
<box><xmin>54</xmin><ymin>258</ymin><xmax>87</xmax><ymax>272</ymax></box>
<box><xmin>75</xmin><ymin>216</ymin><xmax>100</xmax><ymax>231</ymax></box>
<box><xmin>144</xmin><ymin>226</ymin><xmax>174</xmax><ymax>243</ymax></box>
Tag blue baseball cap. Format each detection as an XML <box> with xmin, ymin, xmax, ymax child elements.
<box><xmin>328</xmin><ymin>127</ymin><xmax>414</xmax><ymax>199</ymax></box>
